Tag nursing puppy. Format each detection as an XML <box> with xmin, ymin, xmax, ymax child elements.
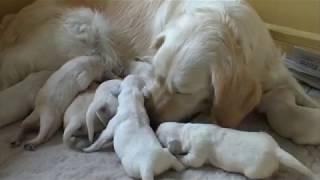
<box><xmin>157</xmin><ymin>122</ymin><xmax>316</xmax><ymax>180</ymax></box>
<box><xmin>12</xmin><ymin>56</ymin><xmax>115</xmax><ymax>150</ymax></box>
<box><xmin>0</xmin><ymin>71</ymin><xmax>51</xmax><ymax>128</ymax></box>
<box><xmin>86</xmin><ymin>79</ymin><xmax>122</xmax><ymax>143</ymax></box>
<box><xmin>126</xmin><ymin>56</ymin><xmax>155</xmax><ymax>89</ymax></box>
<box><xmin>63</xmin><ymin>85</ymin><xmax>98</xmax><ymax>148</ymax></box>
<box><xmin>84</xmin><ymin>75</ymin><xmax>184</xmax><ymax>180</ymax></box>
<box><xmin>259</xmin><ymin>87</ymin><xmax>320</xmax><ymax>145</ymax></box>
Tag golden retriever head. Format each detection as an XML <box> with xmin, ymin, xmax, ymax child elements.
<box><xmin>146</xmin><ymin>14</ymin><xmax>262</xmax><ymax>128</ymax></box>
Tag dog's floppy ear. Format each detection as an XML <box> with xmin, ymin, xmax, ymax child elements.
<box><xmin>210</xmin><ymin>46</ymin><xmax>262</xmax><ymax>128</ymax></box>
<box><xmin>211</xmin><ymin>65</ymin><xmax>262</xmax><ymax>128</ymax></box>
<box><xmin>150</xmin><ymin>33</ymin><xmax>166</xmax><ymax>50</ymax></box>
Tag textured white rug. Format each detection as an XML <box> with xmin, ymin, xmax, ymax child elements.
<box><xmin>1</xmin><ymin>112</ymin><xmax>320</xmax><ymax>180</ymax></box>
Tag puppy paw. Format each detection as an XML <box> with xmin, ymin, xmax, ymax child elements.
<box><xmin>24</xmin><ymin>143</ymin><xmax>37</xmax><ymax>151</ymax></box>
<box><xmin>10</xmin><ymin>141</ymin><xmax>21</xmax><ymax>148</ymax></box>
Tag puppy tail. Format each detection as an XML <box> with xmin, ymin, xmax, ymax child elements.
<box><xmin>276</xmin><ymin>148</ymin><xmax>317</xmax><ymax>180</ymax></box>
<box><xmin>63</xmin><ymin>119</ymin><xmax>81</xmax><ymax>147</ymax></box>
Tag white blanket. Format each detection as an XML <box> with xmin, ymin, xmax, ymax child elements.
<box><xmin>1</xmin><ymin>111</ymin><xmax>320</xmax><ymax>180</ymax></box>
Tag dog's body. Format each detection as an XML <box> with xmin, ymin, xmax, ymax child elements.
<box><xmin>0</xmin><ymin>71</ymin><xmax>51</xmax><ymax>128</ymax></box>
<box><xmin>0</xmin><ymin>7</ymin><xmax>121</xmax><ymax>90</ymax></box>
<box><xmin>13</xmin><ymin>56</ymin><xmax>115</xmax><ymax>150</ymax></box>
<box><xmin>2</xmin><ymin>0</ymin><xmax>319</xmax><ymax>144</ymax></box>
<box><xmin>157</xmin><ymin>122</ymin><xmax>316</xmax><ymax>179</ymax></box>
<box><xmin>63</xmin><ymin>85</ymin><xmax>97</xmax><ymax>148</ymax></box>
<box><xmin>86</xmin><ymin>79</ymin><xmax>122</xmax><ymax>142</ymax></box>
<box><xmin>259</xmin><ymin>88</ymin><xmax>320</xmax><ymax>144</ymax></box>
<box><xmin>84</xmin><ymin>75</ymin><xmax>184</xmax><ymax>180</ymax></box>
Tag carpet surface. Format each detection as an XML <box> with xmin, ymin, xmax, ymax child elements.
<box><xmin>1</xmin><ymin>112</ymin><xmax>320</xmax><ymax>180</ymax></box>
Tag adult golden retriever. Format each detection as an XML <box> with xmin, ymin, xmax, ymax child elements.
<box><xmin>1</xmin><ymin>0</ymin><xmax>319</xmax><ymax>144</ymax></box>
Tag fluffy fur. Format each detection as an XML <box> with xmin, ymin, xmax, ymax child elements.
<box><xmin>84</xmin><ymin>75</ymin><xmax>184</xmax><ymax>180</ymax></box>
<box><xmin>0</xmin><ymin>71</ymin><xmax>51</xmax><ymax>128</ymax></box>
<box><xmin>12</xmin><ymin>56</ymin><xmax>115</xmax><ymax>150</ymax></box>
<box><xmin>0</xmin><ymin>7</ymin><xmax>120</xmax><ymax>90</ymax></box>
<box><xmin>86</xmin><ymin>79</ymin><xmax>122</xmax><ymax>143</ymax></box>
<box><xmin>259</xmin><ymin>87</ymin><xmax>320</xmax><ymax>145</ymax></box>
<box><xmin>157</xmin><ymin>122</ymin><xmax>317</xmax><ymax>180</ymax></box>
<box><xmin>2</xmin><ymin>0</ymin><xmax>319</xmax><ymax>144</ymax></box>
<box><xmin>143</xmin><ymin>0</ymin><xmax>320</xmax><ymax>130</ymax></box>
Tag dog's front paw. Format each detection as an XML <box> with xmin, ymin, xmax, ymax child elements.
<box><xmin>24</xmin><ymin>143</ymin><xmax>37</xmax><ymax>151</ymax></box>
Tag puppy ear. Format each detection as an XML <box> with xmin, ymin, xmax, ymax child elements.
<box><xmin>168</xmin><ymin>139</ymin><xmax>183</xmax><ymax>155</ymax></box>
<box><xmin>96</xmin><ymin>107</ymin><xmax>112</xmax><ymax>126</ymax></box>
<box><xmin>150</xmin><ymin>33</ymin><xmax>166</xmax><ymax>50</ymax></box>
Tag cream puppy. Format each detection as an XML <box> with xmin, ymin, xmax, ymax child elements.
<box><xmin>86</xmin><ymin>79</ymin><xmax>122</xmax><ymax>143</ymax></box>
<box><xmin>63</xmin><ymin>85</ymin><xmax>98</xmax><ymax>148</ymax></box>
<box><xmin>13</xmin><ymin>56</ymin><xmax>115</xmax><ymax>150</ymax></box>
<box><xmin>126</xmin><ymin>57</ymin><xmax>155</xmax><ymax>87</ymax></box>
<box><xmin>157</xmin><ymin>122</ymin><xmax>316</xmax><ymax>180</ymax></box>
<box><xmin>259</xmin><ymin>87</ymin><xmax>320</xmax><ymax>145</ymax></box>
<box><xmin>0</xmin><ymin>71</ymin><xmax>51</xmax><ymax>128</ymax></box>
<box><xmin>84</xmin><ymin>75</ymin><xmax>184</xmax><ymax>180</ymax></box>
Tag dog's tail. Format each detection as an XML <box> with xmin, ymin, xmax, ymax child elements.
<box><xmin>276</xmin><ymin>148</ymin><xmax>317</xmax><ymax>180</ymax></box>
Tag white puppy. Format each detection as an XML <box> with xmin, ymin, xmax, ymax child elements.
<box><xmin>63</xmin><ymin>84</ymin><xmax>98</xmax><ymax>148</ymax></box>
<box><xmin>157</xmin><ymin>122</ymin><xmax>316</xmax><ymax>180</ymax></box>
<box><xmin>259</xmin><ymin>87</ymin><xmax>320</xmax><ymax>145</ymax></box>
<box><xmin>0</xmin><ymin>71</ymin><xmax>51</xmax><ymax>129</ymax></box>
<box><xmin>86</xmin><ymin>79</ymin><xmax>122</xmax><ymax>143</ymax></box>
<box><xmin>126</xmin><ymin>57</ymin><xmax>155</xmax><ymax>87</ymax></box>
<box><xmin>84</xmin><ymin>75</ymin><xmax>184</xmax><ymax>180</ymax></box>
<box><xmin>13</xmin><ymin>56</ymin><xmax>115</xmax><ymax>150</ymax></box>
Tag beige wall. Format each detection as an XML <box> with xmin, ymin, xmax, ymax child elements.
<box><xmin>248</xmin><ymin>0</ymin><xmax>320</xmax><ymax>51</ymax></box>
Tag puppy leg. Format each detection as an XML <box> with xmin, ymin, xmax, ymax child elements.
<box><xmin>166</xmin><ymin>150</ymin><xmax>185</xmax><ymax>171</ymax></box>
<box><xmin>179</xmin><ymin>149</ymin><xmax>207</xmax><ymax>168</ymax></box>
<box><xmin>63</xmin><ymin>118</ymin><xmax>81</xmax><ymax>146</ymax></box>
<box><xmin>11</xmin><ymin>111</ymin><xmax>39</xmax><ymax>147</ymax></box>
<box><xmin>287</xmin><ymin>76</ymin><xmax>320</xmax><ymax>108</ymax></box>
<box><xmin>140</xmin><ymin>165</ymin><xmax>154</xmax><ymax>180</ymax></box>
<box><xmin>24</xmin><ymin>109</ymin><xmax>61</xmax><ymax>151</ymax></box>
<box><xmin>83</xmin><ymin>116</ymin><xmax>119</xmax><ymax>152</ymax></box>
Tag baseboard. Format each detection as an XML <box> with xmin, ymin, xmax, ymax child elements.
<box><xmin>267</xmin><ymin>23</ymin><xmax>320</xmax><ymax>52</ymax></box>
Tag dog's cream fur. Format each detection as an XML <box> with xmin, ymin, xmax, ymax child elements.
<box><xmin>84</xmin><ymin>75</ymin><xmax>184</xmax><ymax>180</ymax></box>
<box><xmin>157</xmin><ymin>122</ymin><xmax>316</xmax><ymax>179</ymax></box>
<box><xmin>1</xmin><ymin>0</ymin><xmax>319</xmax><ymax>144</ymax></box>
<box><xmin>63</xmin><ymin>85</ymin><xmax>97</xmax><ymax>148</ymax></box>
<box><xmin>259</xmin><ymin>87</ymin><xmax>320</xmax><ymax>145</ymax></box>
<box><xmin>0</xmin><ymin>71</ymin><xmax>51</xmax><ymax>128</ymax></box>
<box><xmin>12</xmin><ymin>56</ymin><xmax>115</xmax><ymax>150</ymax></box>
<box><xmin>86</xmin><ymin>79</ymin><xmax>122</xmax><ymax>143</ymax></box>
<box><xmin>0</xmin><ymin>7</ymin><xmax>121</xmax><ymax>90</ymax></box>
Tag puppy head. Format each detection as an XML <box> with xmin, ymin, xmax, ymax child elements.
<box><xmin>121</xmin><ymin>75</ymin><xmax>146</xmax><ymax>90</ymax></box>
<box><xmin>156</xmin><ymin>122</ymin><xmax>184</xmax><ymax>153</ymax></box>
